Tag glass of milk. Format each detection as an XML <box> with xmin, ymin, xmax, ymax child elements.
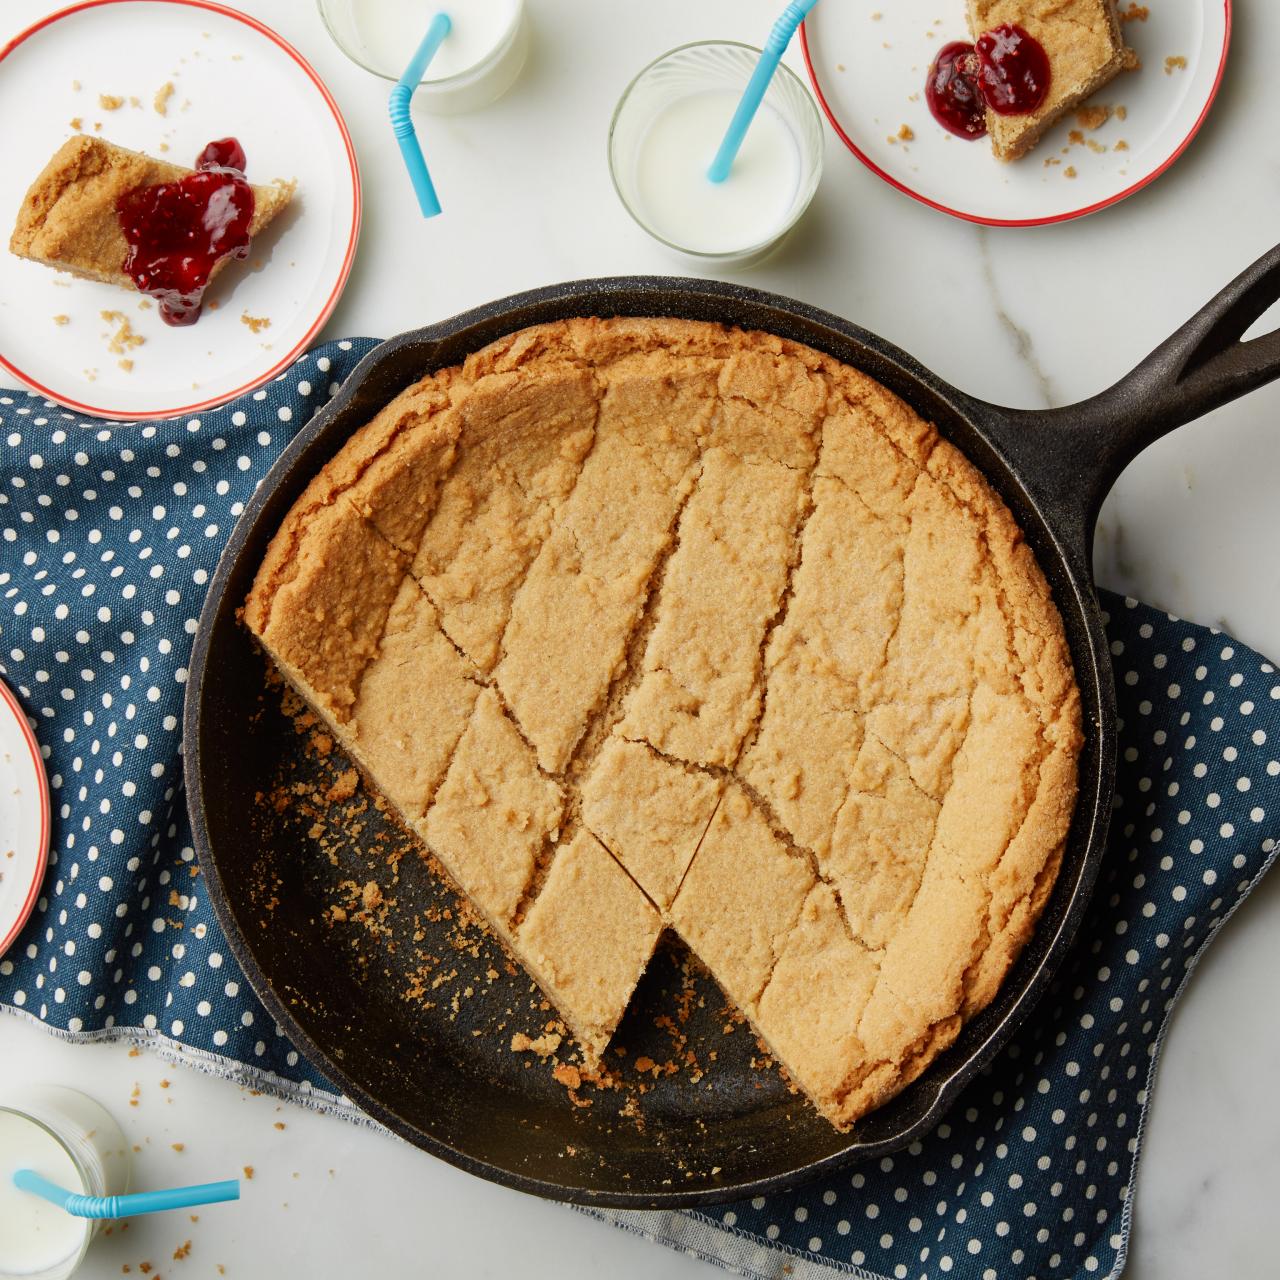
<box><xmin>318</xmin><ymin>0</ymin><xmax>529</xmax><ymax>113</ymax></box>
<box><xmin>609</xmin><ymin>41</ymin><xmax>824</xmax><ymax>266</ymax></box>
<box><xmin>0</xmin><ymin>1086</ymin><xmax>131</xmax><ymax>1280</ymax></box>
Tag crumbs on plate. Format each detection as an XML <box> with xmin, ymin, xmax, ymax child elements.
<box><xmin>100</xmin><ymin>310</ymin><xmax>145</xmax><ymax>358</ymax></box>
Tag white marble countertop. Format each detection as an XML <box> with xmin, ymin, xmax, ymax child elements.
<box><xmin>3</xmin><ymin>1</ymin><xmax>1280</xmax><ymax>1276</ymax></box>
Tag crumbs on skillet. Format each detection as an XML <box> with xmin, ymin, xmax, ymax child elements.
<box><xmin>245</xmin><ymin>674</ymin><xmax>796</xmax><ymax>1143</ymax></box>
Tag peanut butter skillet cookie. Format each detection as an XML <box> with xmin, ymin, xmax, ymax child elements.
<box><xmin>245</xmin><ymin>318</ymin><xmax>1082</xmax><ymax>1132</ymax></box>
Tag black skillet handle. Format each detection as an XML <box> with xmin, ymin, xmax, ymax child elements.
<box><xmin>982</xmin><ymin>242</ymin><xmax>1280</xmax><ymax>559</ymax></box>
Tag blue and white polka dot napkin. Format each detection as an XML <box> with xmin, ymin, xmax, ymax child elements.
<box><xmin>1</xmin><ymin>343</ymin><xmax>1277</xmax><ymax>1280</ymax></box>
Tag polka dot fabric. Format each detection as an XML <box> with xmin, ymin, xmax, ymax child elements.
<box><xmin>0</xmin><ymin>339</ymin><xmax>377</xmax><ymax>1098</ymax></box>
<box><xmin>1</xmin><ymin>352</ymin><xmax>1278</xmax><ymax>1280</ymax></box>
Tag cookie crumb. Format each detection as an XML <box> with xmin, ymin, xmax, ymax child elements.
<box><xmin>172</xmin><ymin>1241</ymin><xmax>191</xmax><ymax>1261</ymax></box>
<box><xmin>53</xmin><ymin>314</ymin><xmax>70</xmax><ymax>326</ymax></box>
<box><xmin>326</xmin><ymin>768</ymin><xmax>358</xmax><ymax>803</ymax></box>
<box><xmin>273</xmin><ymin>1121</ymin><xmax>287</xmax><ymax>1131</ymax></box>
<box><xmin>100</xmin><ymin>310</ymin><xmax>145</xmax><ymax>357</ymax></box>
<box><xmin>1064</xmin><ymin>165</ymin><xmax>1078</xmax><ymax>179</ymax></box>
<box><xmin>242</xmin><ymin>1165</ymin><xmax>254</xmax><ymax>1180</ymax></box>
<box><xmin>1074</xmin><ymin>104</ymin><xmax>1111</xmax><ymax>131</ymax></box>
<box><xmin>154</xmin><ymin>81</ymin><xmax>176</xmax><ymax>116</ymax></box>
<box><xmin>69</xmin><ymin>117</ymin><xmax>82</xmax><ymax>131</ymax></box>
<box><xmin>1119</xmin><ymin>2</ymin><xmax>1148</xmax><ymax>20</ymax></box>
<box><xmin>240</xmin><ymin>311</ymin><xmax>271</xmax><ymax>334</ymax></box>
<box><xmin>98</xmin><ymin>93</ymin><xmax>125</xmax><ymax>110</ymax></box>
<box><xmin>1164</xmin><ymin>55</ymin><xmax>1187</xmax><ymax>75</ymax></box>
<box><xmin>509</xmin><ymin>1030</ymin><xmax>562</xmax><ymax>1057</ymax></box>
<box><xmin>171</xmin><ymin>1142</ymin><xmax>184</xmax><ymax>1152</ymax></box>
<box><xmin>552</xmin><ymin>1063</ymin><xmax>582</xmax><ymax>1090</ymax></box>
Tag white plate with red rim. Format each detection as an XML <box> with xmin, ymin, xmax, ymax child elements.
<box><xmin>801</xmin><ymin>0</ymin><xmax>1230</xmax><ymax>227</ymax></box>
<box><xmin>0</xmin><ymin>677</ymin><xmax>50</xmax><ymax>962</ymax></box>
<box><xmin>0</xmin><ymin>0</ymin><xmax>361</xmax><ymax>421</ymax></box>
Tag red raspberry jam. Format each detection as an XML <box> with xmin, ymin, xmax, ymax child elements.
<box><xmin>116</xmin><ymin>137</ymin><xmax>254</xmax><ymax>327</ymax></box>
<box><xmin>925</xmin><ymin>41</ymin><xmax>987</xmax><ymax>140</ymax></box>
<box><xmin>974</xmin><ymin>23</ymin><xmax>1051</xmax><ymax>116</ymax></box>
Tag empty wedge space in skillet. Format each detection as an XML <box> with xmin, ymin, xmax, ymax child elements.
<box><xmin>243</xmin><ymin>315</ymin><xmax>1083</xmax><ymax>1130</ymax></box>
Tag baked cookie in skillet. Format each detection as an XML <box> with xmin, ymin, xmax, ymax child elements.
<box><xmin>245</xmin><ymin>317</ymin><xmax>1082</xmax><ymax>1131</ymax></box>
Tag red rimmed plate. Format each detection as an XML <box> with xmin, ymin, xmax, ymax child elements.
<box><xmin>802</xmin><ymin>0</ymin><xmax>1230</xmax><ymax>227</ymax></box>
<box><xmin>0</xmin><ymin>677</ymin><xmax>50</xmax><ymax>960</ymax></box>
<box><xmin>0</xmin><ymin>0</ymin><xmax>361</xmax><ymax>420</ymax></box>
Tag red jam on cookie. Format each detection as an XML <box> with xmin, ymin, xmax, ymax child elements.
<box><xmin>926</xmin><ymin>25</ymin><xmax>1051</xmax><ymax>140</ymax></box>
<box><xmin>116</xmin><ymin>137</ymin><xmax>255</xmax><ymax>326</ymax></box>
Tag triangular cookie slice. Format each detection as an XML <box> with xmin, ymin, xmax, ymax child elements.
<box><xmin>10</xmin><ymin>135</ymin><xmax>293</xmax><ymax>289</ymax></box>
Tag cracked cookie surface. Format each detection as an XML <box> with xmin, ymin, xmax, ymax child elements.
<box><xmin>245</xmin><ymin>317</ymin><xmax>1082</xmax><ymax>1132</ymax></box>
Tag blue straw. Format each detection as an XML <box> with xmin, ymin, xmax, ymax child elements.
<box><xmin>707</xmin><ymin>0</ymin><xmax>821</xmax><ymax>183</ymax></box>
<box><xmin>14</xmin><ymin>1168</ymin><xmax>240</xmax><ymax>1219</ymax></box>
<box><xmin>388</xmin><ymin>11</ymin><xmax>452</xmax><ymax>218</ymax></box>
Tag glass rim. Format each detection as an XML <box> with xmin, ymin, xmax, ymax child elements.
<box><xmin>316</xmin><ymin>0</ymin><xmax>525</xmax><ymax>87</ymax></box>
<box><xmin>606</xmin><ymin>39</ymin><xmax>824</xmax><ymax>262</ymax></box>
<box><xmin>0</xmin><ymin>1105</ymin><xmax>92</xmax><ymax>1277</ymax></box>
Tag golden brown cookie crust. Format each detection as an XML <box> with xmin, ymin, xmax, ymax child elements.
<box><xmin>245</xmin><ymin>317</ymin><xmax>1083</xmax><ymax>1128</ymax></box>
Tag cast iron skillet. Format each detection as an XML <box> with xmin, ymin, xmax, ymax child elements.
<box><xmin>186</xmin><ymin>246</ymin><xmax>1280</xmax><ymax>1209</ymax></box>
